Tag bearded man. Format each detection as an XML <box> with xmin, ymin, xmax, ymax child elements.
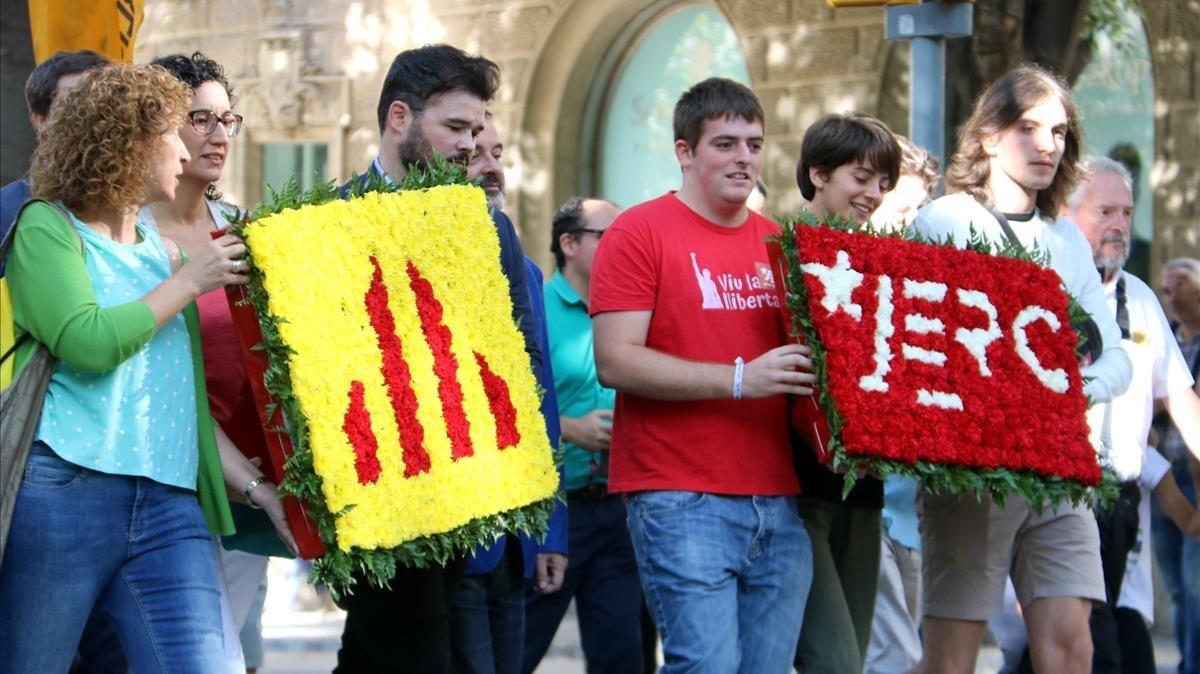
<box><xmin>1064</xmin><ymin>157</ymin><xmax>1200</xmax><ymax>674</ymax></box>
<box><xmin>336</xmin><ymin>44</ymin><xmax>542</xmax><ymax>674</ymax></box>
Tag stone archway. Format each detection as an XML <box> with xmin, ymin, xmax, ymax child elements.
<box><xmin>517</xmin><ymin>0</ymin><xmax>902</xmax><ymax>245</ymax></box>
<box><xmin>513</xmin><ymin>0</ymin><xmax>688</xmax><ymax>266</ymax></box>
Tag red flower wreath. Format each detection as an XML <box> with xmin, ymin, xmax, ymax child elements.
<box><xmin>771</xmin><ymin>218</ymin><xmax>1108</xmax><ymax>506</ymax></box>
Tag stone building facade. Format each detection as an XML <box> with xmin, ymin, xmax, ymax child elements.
<box><xmin>131</xmin><ymin>0</ymin><xmax>1197</xmax><ymax>273</ymax></box>
<box><xmin>1140</xmin><ymin>1</ymin><xmax>1199</xmax><ymax>269</ymax></box>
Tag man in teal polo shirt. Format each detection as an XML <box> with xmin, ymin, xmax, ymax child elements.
<box><xmin>548</xmin><ymin>200</ymin><xmax>616</xmax><ymax>495</ymax></box>
<box><xmin>522</xmin><ymin>197</ymin><xmax>645</xmax><ymax>674</ymax></box>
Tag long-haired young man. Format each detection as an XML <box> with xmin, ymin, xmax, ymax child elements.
<box><xmin>912</xmin><ymin>64</ymin><xmax>1132</xmax><ymax>674</ymax></box>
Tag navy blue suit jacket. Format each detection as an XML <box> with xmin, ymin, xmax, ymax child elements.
<box><xmin>466</xmin><ymin>256</ymin><xmax>568</xmax><ymax>577</ymax></box>
<box><xmin>0</xmin><ymin>178</ymin><xmax>31</xmax><ymax>272</ymax></box>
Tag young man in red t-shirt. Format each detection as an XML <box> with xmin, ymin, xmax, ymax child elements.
<box><xmin>589</xmin><ymin>77</ymin><xmax>816</xmax><ymax>673</ymax></box>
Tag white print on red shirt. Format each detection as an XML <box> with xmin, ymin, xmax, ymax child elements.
<box><xmin>689</xmin><ymin>251</ymin><xmax>781</xmax><ymax>312</ymax></box>
<box><xmin>755</xmin><ymin>261</ymin><xmax>777</xmax><ymax>290</ymax></box>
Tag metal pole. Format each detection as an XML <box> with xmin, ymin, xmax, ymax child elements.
<box><xmin>885</xmin><ymin>1</ymin><xmax>972</xmax><ymax>194</ymax></box>
<box><xmin>910</xmin><ymin>36</ymin><xmax>946</xmax><ymax>173</ymax></box>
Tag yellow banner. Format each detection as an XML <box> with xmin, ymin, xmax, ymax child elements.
<box><xmin>29</xmin><ymin>0</ymin><xmax>143</xmax><ymax>64</ymax></box>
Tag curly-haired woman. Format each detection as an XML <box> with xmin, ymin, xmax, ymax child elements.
<box><xmin>0</xmin><ymin>63</ymin><xmax>248</xmax><ymax>672</ymax></box>
<box><xmin>144</xmin><ymin>50</ymin><xmax>298</xmax><ymax>672</ymax></box>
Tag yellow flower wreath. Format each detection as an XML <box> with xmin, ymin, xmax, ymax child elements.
<box><xmin>245</xmin><ymin>186</ymin><xmax>558</xmax><ymax>551</ymax></box>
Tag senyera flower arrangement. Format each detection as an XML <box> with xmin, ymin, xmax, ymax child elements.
<box><xmin>769</xmin><ymin>211</ymin><xmax>1116</xmax><ymax>509</ymax></box>
<box><xmin>229</xmin><ymin>160</ymin><xmax>560</xmax><ymax>595</ymax></box>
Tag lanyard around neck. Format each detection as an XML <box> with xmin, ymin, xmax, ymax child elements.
<box><xmin>1114</xmin><ymin>274</ymin><xmax>1130</xmax><ymax>340</ymax></box>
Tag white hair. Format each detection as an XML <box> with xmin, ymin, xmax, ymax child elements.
<box><xmin>1164</xmin><ymin>257</ymin><xmax>1200</xmax><ymax>284</ymax></box>
<box><xmin>1067</xmin><ymin>156</ymin><xmax>1134</xmax><ymax>210</ymax></box>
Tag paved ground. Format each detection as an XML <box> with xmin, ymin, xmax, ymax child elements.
<box><xmin>257</xmin><ymin>599</ymin><xmax>601</xmax><ymax>674</ymax></box>
<box><xmin>256</xmin><ymin>563</ymin><xmax>1183</xmax><ymax>674</ymax></box>
<box><xmin>258</xmin><ymin>603</ymin><xmax>1185</xmax><ymax>674</ymax></box>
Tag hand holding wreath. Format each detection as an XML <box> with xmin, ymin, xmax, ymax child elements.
<box><xmin>741</xmin><ymin>343</ymin><xmax>816</xmax><ymax>398</ymax></box>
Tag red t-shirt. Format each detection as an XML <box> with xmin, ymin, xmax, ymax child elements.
<box><xmin>589</xmin><ymin>193</ymin><xmax>797</xmax><ymax>496</ymax></box>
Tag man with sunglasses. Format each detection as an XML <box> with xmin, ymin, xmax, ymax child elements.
<box><xmin>522</xmin><ymin>196</ymin><xmax>646</xmax><ymax>674</ymax></box>
<box><xmin>1</xmin><ymin>50</ymin><xmax>109</xmax><ymax>247</ymax></box>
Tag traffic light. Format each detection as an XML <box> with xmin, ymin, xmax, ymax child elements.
<box><xmin>827</xmin><ymin>0</ymin><xmax>974</xmax><ymax>6</ymax></box>
<box><xmin>826</xmin><ymin>0</ymin><xmax>920</xmax><ymax>7</ymax></box>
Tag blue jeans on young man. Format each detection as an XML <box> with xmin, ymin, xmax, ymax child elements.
<box><xmin>1152</xmin><ymin>463</ymin><xmax>1200</xmax><ymax>674</ymax></box>
<box><xmin>452</xmin><ymin>542</ymin><xmax>527</xmax><ymax>674</ymax></box>
<box><xmin>0</xmin><ymin>442</ymin><xmax>224</xmax><ymax>673</ymax></box>
<box><xmin>523</xmin><ymin>494</ymin><xmax>644</xmax><ymax>674</ymax></box>
<box><xmin>625</xmin><ymin>491</ymin><xmax>812</xmax><ymax>674</ymax></box>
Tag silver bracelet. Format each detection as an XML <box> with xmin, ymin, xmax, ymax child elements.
<box><xmin>243</xmin><ymin>476</ymin><xmax>267</xmax><ymax>509</ymax></box>
<box><xmin>733</xmin><ymin>356</ymin><xmax>745</xmax><ymax>399</ymax></box>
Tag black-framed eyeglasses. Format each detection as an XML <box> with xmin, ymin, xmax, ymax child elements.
<box><xmin>569</xmin><ymin>228</ymin><xmax>605</xmax><ymax>239</ymax></box>
<box><xmin>187</xmin><ymin>110</ymin><xmax>244</xmax><ymax>137</ymax></box>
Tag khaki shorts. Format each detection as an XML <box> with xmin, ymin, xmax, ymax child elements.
<box><xmin>918</xmin><ymin>491</ymin><xmax>1104</xmax><ymax>622</ymax></box>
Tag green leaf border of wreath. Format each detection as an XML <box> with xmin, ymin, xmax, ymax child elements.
<box><xmin>771</xmin><ymin>210</ymin><xmax>1118</xmax><ymax>512</ymax></box>
<box><xmin>230</xmin><ymin>157</ymin><xmax>562</xmax><ymax>597</ymax></box>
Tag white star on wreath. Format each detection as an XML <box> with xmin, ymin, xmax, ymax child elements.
<box><xmin>801</xmin><ymin>250</ymin><xmax>864</xmax><ymax>321</ymax></box>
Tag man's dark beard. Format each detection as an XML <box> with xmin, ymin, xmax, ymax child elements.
<box><xmin>397</xmin><ymin>123</ymin><xmax>469</xmax><ymax>173</ymax></box>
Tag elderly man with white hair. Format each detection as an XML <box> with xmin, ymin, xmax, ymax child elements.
<box><xmin>1062</xmin><ymin>156</ymin><xmax>1200</xmax><ymax>674</ymax></box>
<box><xmin>1154</xmin><ymin>253</ymin><xmax>1200</xmax><ymax>674</ymax></box>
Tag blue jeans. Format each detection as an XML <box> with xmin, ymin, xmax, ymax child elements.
<box><xmin>1152</xmin><ymin>465</ymin><xmax>1200</xmax><ymax>674</ymax></box>
<box><xmin>523</xmin><ymin>495</ymin><xmax>644</xmax><ymax>674</ymax></box>
<box><xmin>626</xmin><ymin>492</ymin><xmax>812</xmax><ymax>674</ymax></box>
<box><xmin>71</xmin><ymin>612</ymin><xmax>127</xmax><ymax>673</ymax></box>
<box><xmin>0</xmin><ymin>442</ymin><xmax>223</xmax><ymax>673</ymax></box>
<box><xmin>452</xmin><ymin>543</ymin><xmax>526</xmax><ymax>674</ymax></box>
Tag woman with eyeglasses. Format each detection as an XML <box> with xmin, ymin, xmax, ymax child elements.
<box><xmin>143</xmin><ymin>51</ymin><xmax>298</xmax><ymax>672</ymax></box>
<box><xmin>0</xmin><ymin>64</ymin><xmax>248</xmax><ymax>672</ymax></box>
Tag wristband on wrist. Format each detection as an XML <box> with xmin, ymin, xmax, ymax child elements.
<box><xmin>733</xmin><ymin>356</ymin><xmax>745</xmax><ymax>399</ymax></box>
<box><xmin>243</xmin><ymin>476</ymin><xmax>267</xmax><ymax>509</ymax></box>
